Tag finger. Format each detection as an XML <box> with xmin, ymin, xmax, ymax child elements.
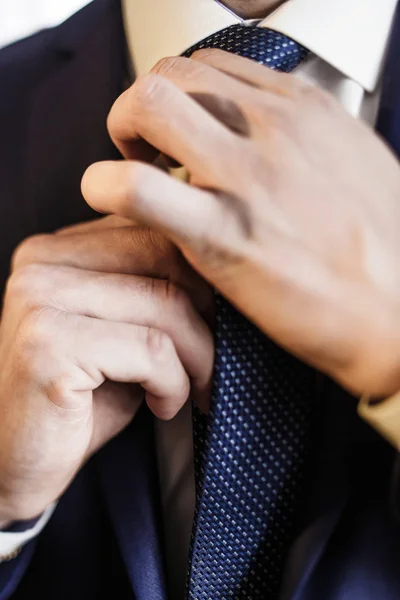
<box><xmin>89</xmin><ymin>381</ymin><xmax>143</xmax><ymax>455</ymax></box>
<box><xmin>50</xmin><ymin>312</ymin><xmax>190</xmax><ymax>420</ymax></box>
<box><xmin>148</xmin><ymin>56</ymin><xmax>298</xmax><ymax>140</ymax></box>
<box><xmin>56</xmin><ymin>215</ymin><xmax>137</xmax><ymax>235</ymax></box>
<box><xmin>107</xmin><ymin>74</ymin><xmax>238</xmax><ymax>181</ymax></box>
<box><xmin>82</xmin><ymin>161</ymin><xmax>247</xmax><ymax>259</ymax></box>
<box><xmin>11</xmin><ymin>228</ymin><xmax>212</xmax><ymax>317</ymax></box>
<box><xmin>190</xmin><ymin>48</ymin><xmax>302</xmax><ymax>96</ymax></box>
<box><xmin>150</xmin><ymin>56</ymin><xmax>258</xmax><ymax>136</ymax></box>
<box><xmin>11</xmin><ymin>265</ymin><xmax>214</xmax><ymax>412</ymax></box>
<box><xmin>67</xmin><ymin>268</ymin><xmax>214</xmax><ymax>403</ymax></box>
<box><xmin>13</xmin><ymin>227</ymin><xmax>175</xmax><ymax>275</ymax></box>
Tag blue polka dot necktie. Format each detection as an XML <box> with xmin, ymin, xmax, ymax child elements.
<box><xmin>183</xmin><ymin>24</ymin><xmax>316</xmax><ymax>600</ymax></box>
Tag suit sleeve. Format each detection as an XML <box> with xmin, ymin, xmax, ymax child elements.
<box><xmin>0</xmin><ymin>24</ymin><xmax>59</xmax><ymax>599</ymax></box>
<box><xmin>390</xmin><ymin>453</ymin><xmax>400</xmax><ymax>522</ymax></box>
<box><xmin>0</xmin><ymin>541</ymin><xmax>37</xmax><ymax>600</ymax></box>
<box><xmin>0</xmin><ymin>504</ymin><xmax>56</xmax><ymax>599</ymax></box>
<box><xmin>0</xmin><ymin>503</ymin><xmax>57</xmax><ymax>561</ymax></box>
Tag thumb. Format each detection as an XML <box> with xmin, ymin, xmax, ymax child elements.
<box><xmin>81</xmin><ymin>160</ymin><xmax>246</xmax><ymax>265</ymax></box>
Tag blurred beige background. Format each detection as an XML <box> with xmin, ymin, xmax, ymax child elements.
<box><xmin>0</xmin><ymin>0</ymin><xmax>91</xmax><ymax>48</ymax></box>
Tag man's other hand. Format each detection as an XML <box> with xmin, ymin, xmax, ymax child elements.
<box><xmin>0</xmin><ymin>217</ymin><xmax>213</xmax><ymax>525</ymax></box>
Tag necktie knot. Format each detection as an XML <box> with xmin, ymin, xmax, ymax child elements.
<box><xmin>183</xmin><ymin>23</ymin><xmax>309</xmax><ymax>73</ymax></box>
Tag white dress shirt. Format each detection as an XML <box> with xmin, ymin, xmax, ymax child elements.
<box><xmin>1</xmin><ymin>1</ymin><xmax>397</xmax><ymax>598</ymax></box>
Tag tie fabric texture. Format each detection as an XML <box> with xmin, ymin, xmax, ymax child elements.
<box><xmin>183</xmin><ymin>24</ymin><xmax>316</xmax><ymax>600</ymax></box>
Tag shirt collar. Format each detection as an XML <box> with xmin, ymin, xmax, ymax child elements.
<box><xmin>263</xmin><ymin>0</ymin><xmax>398</xmax><ymax>92</ymax></box>
<box><xmin>122</xmin><ymin>0</ymin><xmax>397</xmax><ymax>92</ymax></box>
<box><xmin>122</xmin><ymin>0</ymin><xmax>240</xmax><ymax>77</ymax></box>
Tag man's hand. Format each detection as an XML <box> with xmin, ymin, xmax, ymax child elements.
<box><xmin>81</xmin><ymin>49</ymin><xmax>400</xmax><ymax>400</ymax></box>
<box><xmin>0</xmin><ymin>217</ymin><xmax>213</xmax><ymax>524</ymax></box>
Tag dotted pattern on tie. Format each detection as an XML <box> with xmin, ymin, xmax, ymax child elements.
<box><xmin>185</xmin><ymin>25</ymin><xmax>314</xmax><ymax>600</ymax></box>
<box><xmin>182</xmin><ymin>23</ymin><xmax>309</xmax><ymax>72</ymax></box>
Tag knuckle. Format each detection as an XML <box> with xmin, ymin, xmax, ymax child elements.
<box><xmin>298</xmin><ymin>82</ymin><xmax>336</xmax><ymax>111</ymax></box>
<box><xmin>282</xmin><ymin>74</ymin><xmax>313</xmax><ymax>98</ymax></box>
<box><xmin>5</xmin><ymin>264</ymin><xmax>50</xmax><ymax>307</ymax></box>
<box><xmin>36</xmin><ymin>376</ymin><xmax>74</xmax><ymax>411</ymax></box>
<box><xmin>133</xmin><ymin>74</ymin><xmax>167</xmax><ymax>109</ymax></box>
<box><xmin>17</xmin><ymin>307</ymin><xmax>57</xmax><ymax>357</ymax></box>
<box><xmin>11</xmin><ymin>234</ymin><xmax>52</xmax><ymax>271</ymax></box>
<box><xmin>258</xmin><ymin>99</ymin><xmax>297</xmax><ymax>137</ymax></box>
<box><xmin>106</xmin><ymin>104</ymin><xmax>120</xmax><ymax>138</ymax></box>
<box><xmin>191</xmin><ymin>48</ymin><xmax>215</xmax><ymax>60</ymax></box>
<box><xmin>145</xmin><ymin>327</ymin><xmax>175</xmax><ymax>360</ymax></box>
<box><xmin>163</xmin><ymin>279</ymin><xmax>191</xmax><ymax>313</ymax></box>
<box><xmin>151</xmin><ymin>55</ymin><xmax>182</xmax><ymax>77</ymax></box>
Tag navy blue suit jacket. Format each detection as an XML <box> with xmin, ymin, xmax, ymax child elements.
<box><xmin>1</xmin><ymin>1</ymin><xmax>400</xmax><ymax>598</ymax></box>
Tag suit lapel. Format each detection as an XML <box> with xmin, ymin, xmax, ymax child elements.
<box><xmin>375</xmin><ymin>0</ymin><xmax>400</xmax><ymax>545</ymax></box>
<box><xmin>96</xmin><ymin>406</ymin><xmax>168</xmax><ymax>600</ymax></box>
<box><xmin>376</xmin><ymin>0</ymin><xmax>400</xmax><ymax>156</ymax></box>
<box><xmin>279</xmin><ymin>4</ymin><xmax>400</xmax><ymax>598</ymax></box>
<box><xmin>24</xmin><ymin>0</ymin><xmax>125</xmax><ymax>237</ymax></box>
<box><xmin>279</xmin><ymin>384</ymin><xmax>359</xmax><ymax>600</ymax></box>
<box><xmin>25</xmin><ymin>1</ymin><xmax>167</xmax><ymax>597</ymax></box>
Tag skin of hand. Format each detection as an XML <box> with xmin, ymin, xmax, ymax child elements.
<box><xmin>0</xmin><ymin>216</ymin><xmax>213</xmax><ymax>525</ymax></box>
<box><xmin>82</xmin><ymin>49</ymin><xmax>400</xmax><ymax>401</ymax></box>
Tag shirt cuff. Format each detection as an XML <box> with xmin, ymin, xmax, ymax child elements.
<box><xmin>0</xmin><ymin>503</ymin><xmax>56</xmax><ymax>562</ymax></box>
<box><xmin>358</xmin><ymin>393</ymin><xmax>400</xmax><ymax>449</ymax></box>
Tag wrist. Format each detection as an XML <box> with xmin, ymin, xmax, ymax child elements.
<box><xmin>0</xmin><ymin>485</ymin><xmax>56</xmax><ymax>526</ymax></box>
<box><xmin>0</xmin><ymin>502</ymin><xmax>57</xmax><ymax>562</ymax></box>
<box><xmin>332</xmin><ymin>299</ymin><xmax>400</xmax><ymax>398</ymax></box>
<box><xmin>336</xmin><ymin>356</ymin><xmax>400</xmax><ymax>400</ymax></box>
